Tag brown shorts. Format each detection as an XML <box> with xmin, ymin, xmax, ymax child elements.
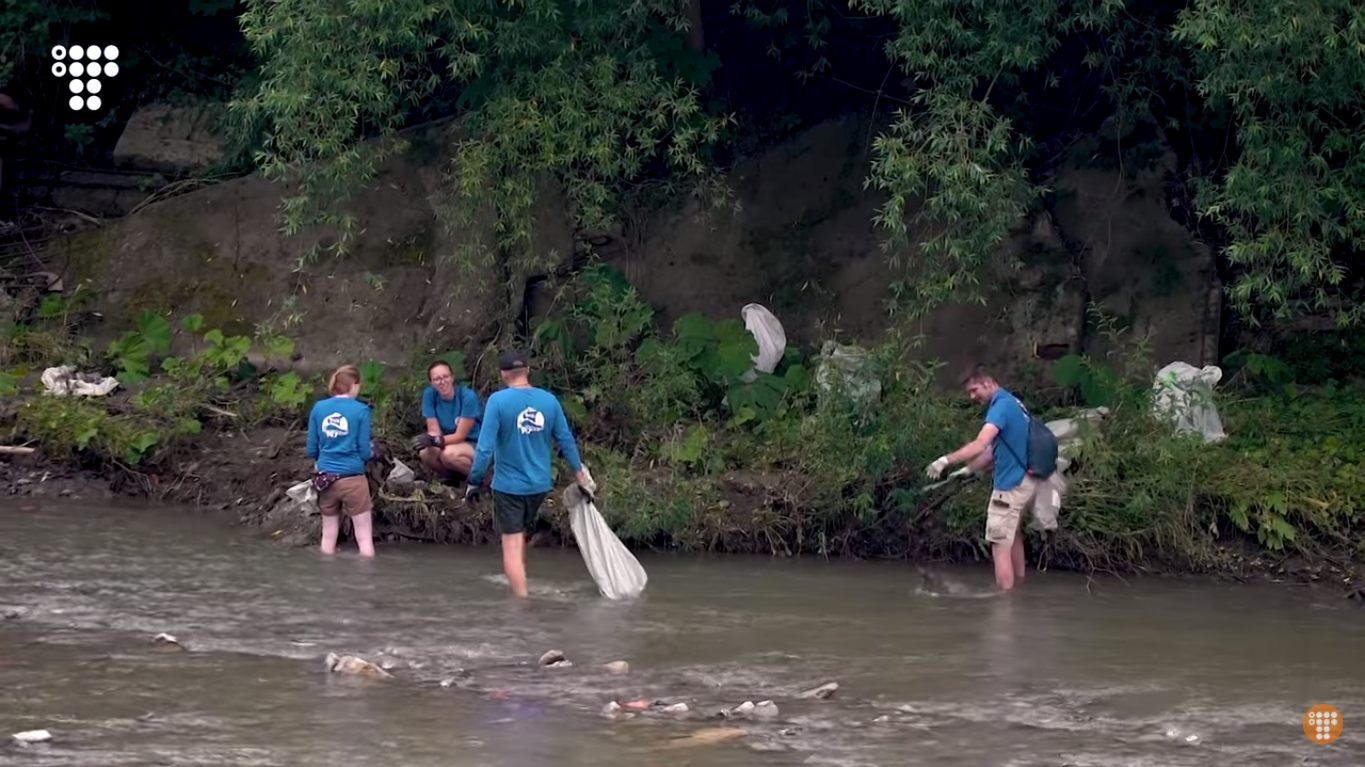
<box><xmin>985</xmin><ymin>476</ymin><xmax>1038</xmax><ymax>546</ymax></box>
<box><xmin>318</xmin><ymin>475</ymin><xmax>373</xmax><ymax>517</ymax></box>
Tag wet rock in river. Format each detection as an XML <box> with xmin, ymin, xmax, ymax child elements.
<box><xmin>798</xmin><ymin>681</ymin><xmax>839</xmax><ymax>700</ymax></box>
<box><xmin>324</xmin><ymin>652</ymin><xmax>393</xmax><ymax>680</ymax></box>
<box><xmin>2</xmin><ymin>607</ymin><xmax>26</xmax><ymax>620</ymax></box>
<box><xmin>602</xmin><ymin>660</ymin><xmax>630</xmax><ymax>675</ymax></box>
<box><xmin>151</xmin><ymin>633</ymin><xmax>183</xmax><ymax>652</ymax></box>
<box><xmin>538</xmin><ymin>650</ymin><xmax>572</xmax><ymax>668</ymax></box>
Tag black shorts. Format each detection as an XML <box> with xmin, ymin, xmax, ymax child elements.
<box><xmin>492</xmin><ymin>490</ymin><xmax>548</xmax><ymax>536</ymax></box>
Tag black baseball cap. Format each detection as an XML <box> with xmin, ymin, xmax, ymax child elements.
<box><xmin>498</xmin><ymin>350</ymin><xmax>530</xmax><ymax>371</ymax></box>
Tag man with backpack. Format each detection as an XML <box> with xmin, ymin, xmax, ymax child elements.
<box><xmin>925</xmin><ymin>364</ymin><xmax>1058</xmax><ymax>592</ymax></box>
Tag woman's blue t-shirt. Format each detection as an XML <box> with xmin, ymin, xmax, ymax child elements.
<box><xmin>421</xmin><ymin>385</ymin><xmax>484</xmax><ymax>442</ymax></box>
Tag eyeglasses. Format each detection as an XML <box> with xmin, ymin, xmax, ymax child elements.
<box><xmin>431</xmin><ymin>375</ymin><xmax>452</xmax><ymax>383</ymax></box>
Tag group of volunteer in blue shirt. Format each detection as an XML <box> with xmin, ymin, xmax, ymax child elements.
<box><xmin>307</xmin><ymin>352</ymin><xmax>1047</xmax><ymax>596</ymax></box>
<box><xmin>305</xmin><ymin>351</ymin><xmax>591</xmax><ymax>597</ymax></box>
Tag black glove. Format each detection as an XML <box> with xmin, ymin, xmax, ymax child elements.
<box><xmin>410</xmin><ymin>433</ymin><xmax>441</xmax><ymax>452</ymax></box>
<box><xmin>464</xmin><ymin>484</ymin><xmax>483</xmax><ymax>504</ymax></box>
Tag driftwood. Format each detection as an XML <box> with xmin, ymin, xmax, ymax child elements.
<box><xmin>0</xmin><ymin>446</ymin><xmax>36</xmax><ymax>455</ymax></box>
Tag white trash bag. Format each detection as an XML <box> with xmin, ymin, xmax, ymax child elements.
<box><xmin>1152</xmin><ymin>361</ymin><xmax>1226</xmax><ymax>443</ymax></box>
<box><xmin>285</xmin><ymin>479</ymin><xmax>320</xmax><ymax>516</ymax></box>
<box><xmin>563</xmin><ymin>466</ymin><xmax>647</xmax><ymax>600</ymax></box>
<box><xmin>41</xmin><ymin>365</ymin><xmax>119</xmax><ymax>397</ymax></box>
<box><xmin>1030</xmin><ymin>471</ymin><xmax>1069</xmax><ymax>532</ymax></box>
<box><xmin>385</xmin><ymin>458</ymin><xmax>417</xmax><ymax>489</ymax></box>
<box><xmin>740</xmin><ymin>303</ymin><xmax>787</xmax><ymax>382</ymax></box>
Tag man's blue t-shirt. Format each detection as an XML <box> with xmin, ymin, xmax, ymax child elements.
<box><xmin>468</xmin><ymin>386</ymin><xmax>582</xmax><ymax>496</ymax></box>
<box><xmin>306</xmin><ymin>396</ymin><xmax>372</xmax><ymax>477</ymax></box>
<box><xmin>985</xmin><ymin>388</ymin><xmax>1029</xmax><ymax>492</ymax></box>
<box><xmin>421</xmin><ymin>385</ymin><xmax>483</xmax><ymax>442</ymax></box>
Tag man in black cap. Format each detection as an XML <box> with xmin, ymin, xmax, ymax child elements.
<box><xmin>466</xmin><ymin>350</ymin><xmax>593</xmax><ymax>598</ymax></box>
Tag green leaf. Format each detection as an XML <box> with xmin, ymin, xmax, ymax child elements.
<box><xmin>0</xmin><ymin>372</ymin><xmax>17</xmax><ymax>396</ymax></box>
<box><xmin>263</xmin><ymin>335</ymin><xmax>295</xmax><ymax>361</ymax></box>
<box><xmin>181</xmin><ymin>314</ymin><xmax>206</xmax><ymax>334</ymax></box>
<box><xmin>1052</xmin><ymin>354</ymin><xmax>1086</xmax><ymax>387</ymax></box>
<box><xmin>136</xmin><ymin>312</ymin><xmax>172</xmax><ymax>354</ymax></box>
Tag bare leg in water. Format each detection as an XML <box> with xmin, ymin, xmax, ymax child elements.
<box><xmin>352</xmin><ymin>512</ymin><xmax>375</xmax><ymax>557</ymax></box>
<box><xmin>319</xmin><ymin>513</ymin><xmax>375</xmax><ymax>557</ymax></box>
<box><xmin>501</xmin><ymin>532</ymin><xmax>528</xmax><ymax>597</ymax></box>
<box><xmin>320</xmin><ymin>514</ymin><xmax>340</xmax><ymax>555</ymax></box>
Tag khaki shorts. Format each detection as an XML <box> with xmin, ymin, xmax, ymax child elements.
<box><xmin>318</xmin><ymin>475</ymin><xmax>373</xmax><ymax>517</ymax></box>
<box><xmin>985</xmin><ymin>475</ymin><xmax>1038</xmax><ymax>546</ymax></box>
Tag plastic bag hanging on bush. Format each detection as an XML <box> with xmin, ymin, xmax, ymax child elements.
<box><xmin>562</xmin><ymin>467</ymin><xmax>647</xmax><ymax>600</ymax></box>
<box><xmin>740</xmin><ymin>303</ymin><xmax>787</xmax><ymax>382</ymax></box>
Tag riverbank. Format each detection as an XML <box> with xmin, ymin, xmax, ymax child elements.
<box><xmin>5</xmin><ymin>268</ymin><xmax>1365</xmax><ymax>596</ymax></box>
<box><xmin>3</xmin><ymin>406</ymin><xmax>1363</xmax><ymax>600</ymax></box>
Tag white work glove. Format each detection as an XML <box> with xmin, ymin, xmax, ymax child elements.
<box><xmin>948</xmin><ymin>466</ymin><xmax>972</xmax><ymax>479</ymax></box>
<box><xmin>576</xmin><ymin>466</ymin><xmax>597</xmax><ymax>502</ymax></box>
<box><xmin>925</xmin><ymin>456</ymin><xmax>950</xmax><ymax>480</ymax></box>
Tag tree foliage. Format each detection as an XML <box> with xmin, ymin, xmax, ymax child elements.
<box><xmin>230</xmin><ymin>0</ymin><xmax>728</xmax><ymax>292</ymax></box>
<box><xmin>0</xmin><ymin>1</ymin><xmax>104</xmax><ymax>90</ymax></box>
<box><xmin>848</xmin><ymin>0</ymin><xmax>1365</xmax><ymax>322</ymax></box>
<box><xmin>1172</xmin><ymin>1</ymin><xmax>1365</xmax><ymax>325</ymax></box>
<box><xmin>11</xmin><ymin>0</ymin><xmax>1351</xmax><ymax>326</ymax></box>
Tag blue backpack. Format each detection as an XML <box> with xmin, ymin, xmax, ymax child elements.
<box><xmin>999</xmin><ymin>397</ymin><xmax>1059</xmax><ymax>479</ymax></box>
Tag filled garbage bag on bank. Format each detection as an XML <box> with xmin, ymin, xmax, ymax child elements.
<box><xmin>1152</xmin><ymin>361</ymin><xmax>1226</xmax><ymax>443</ymax></box>
<box><xmin>814</xmin><ymin>340</ymin><xmax>881</xmax><ymax>406</ymax></box>
<box><xmin>562</xmin><ymin>467</ymin><xmax>647</xmax><ymax>600</ymax></box>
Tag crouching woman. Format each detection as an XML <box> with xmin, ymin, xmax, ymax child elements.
<box><xmin>306</xmin><ymin>365</ymin><xmax>376</xmax><ymax>557</ymax></box>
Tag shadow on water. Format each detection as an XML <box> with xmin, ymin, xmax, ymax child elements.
<box><xmin>2</xmin><ymin>501</ymin><xmax>1363</xmax><ymax>766</ymax></box>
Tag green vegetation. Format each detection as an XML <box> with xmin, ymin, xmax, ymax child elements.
<box><xmin>4</xmin><ymin>266</ymin><xmax>1364</xmax><ymax>576</ymax></box>
<box><xmin>1</xmin><ymin>291</ymin><xmax>318</xmax><ymax>467</ymax></box>
<box><xmin>6</xmin><ymin>2</ymin><xmax>1365</xmax><ymax>324</ymax></box>
<box><xmin>520</xmin><ymin>267</ymin><xmax>1364</xmax><ymax>569</ymax></box>
<box><xmin>4</xmin><ymin>3</ymin><xmax>1365</xmax><ymax>579</ymax></box>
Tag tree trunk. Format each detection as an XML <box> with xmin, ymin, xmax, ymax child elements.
<box><xmin>686</xmin><ymin>0</ymin><xmax>705</xmax><ymax>55</ymax></box>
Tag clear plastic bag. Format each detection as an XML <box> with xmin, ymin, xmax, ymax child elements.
<box><xmin>1152</xmin><ymin>362</ymin><xmax>1227</xmax><ymax>443</ymax></box>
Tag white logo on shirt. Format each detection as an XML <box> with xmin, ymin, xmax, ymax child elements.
<box><xmin>516</xmin><ymin>407</ymin><xmax>545</xmax><ymax>435</ymax></box>
<box><xmin>321</xmin><ymin>413</ymin><xmax>349</xmax><ymax>439</ymax></box>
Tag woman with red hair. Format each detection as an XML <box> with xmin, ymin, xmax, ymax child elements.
<box><xmin>306</xmin><ymin>365</ymin><xmax>376</xmax><ymax>557</ymax></box>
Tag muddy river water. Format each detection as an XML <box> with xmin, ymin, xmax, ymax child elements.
<box><xmin>1</xmin><ymin>501</ymin><xmax>1361</xmax><ymax>766</ymax></box>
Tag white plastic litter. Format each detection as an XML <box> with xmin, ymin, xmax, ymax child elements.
<box><xmin>40</xmin><ymin>365</ymin><xmax>119</xmax><ymax>397</ymax></box>
<box><xmin>11</xmin><ymin>730</ymin><xmax>52</xmax><ymax>745</ymax></box>
<box><xmin>285</xmin><ymin>479</ymin><xmax>320</xmax><ymax>516</ymax></box>
<box><xmin>1152</xmin><ymin>362</ymin><xmax>1226</xmax><ymax>443</ymax></box>
<box><xmin>740</xmin><ymin>303</ymin><xmax>787</xmax><ymax>381</ymax></box>
<box><xmin>814</xmin><ymin>341</ymin><xmax>881</xmax><ymax>405</ymax></box>
<box><xmin>563</xmin><ymin>466</ymin><xmax>647</xmax><ymax>600</ymax></box>
<box><xmin>1045</xmin><ymin>406</ymin><xmax>1109</xmax><ymax>474</ymax></box>
<box><xmin>385</xmin><ymin>459</ymin><xmax>417</xmax><ymax>489</ymax></box>
<box><xmin>1025</xmin><ymin>407</ymin><xmax>1108</xmax><ymax>532</ymax></box>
